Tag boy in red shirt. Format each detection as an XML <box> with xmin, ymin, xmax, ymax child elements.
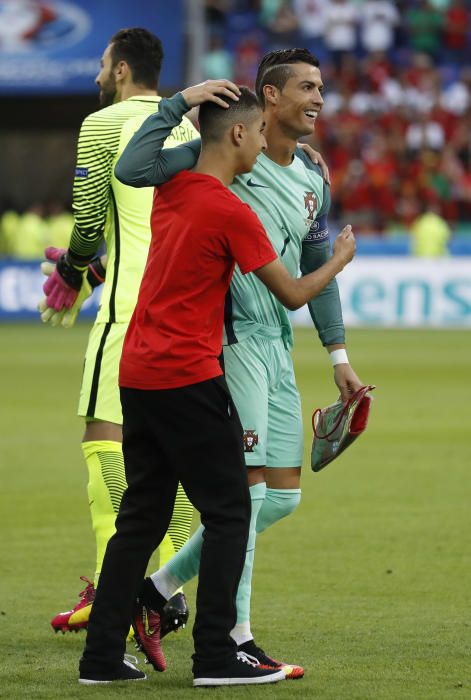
<box><xmin>79</xmin><ymin>79</ymin><xmax>355</xmax><ymax>687</ymax></box>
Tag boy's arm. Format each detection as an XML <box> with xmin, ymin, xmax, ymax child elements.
<box><xmin>115</xmin><ymin>79</ymin><xmax>241</xmax><ymax>187</ymax></box>
<box><xmin>254</xmin><ymin>225</ymin><xmax>355</xmax><ymax>311</ymax></box>
<box><xmin>115</xmin><ymin>93</ymin><xmax>201</xmax><ymax>187</ymax></box>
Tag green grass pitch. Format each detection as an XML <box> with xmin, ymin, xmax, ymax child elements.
<box><xmin>0</xmin><ymin>323</ymin><xmax>470</xmax><ymax>699</ymax></box>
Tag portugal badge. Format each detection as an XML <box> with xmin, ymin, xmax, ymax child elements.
<box><xmin>243</xmin><ymin>429</ymin><xmax>259</xmax><ymax>453</ymax></box>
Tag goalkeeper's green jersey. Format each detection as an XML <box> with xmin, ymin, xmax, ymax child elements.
<box><xmin>69</xmin><ymin>95</ymin><xmax>198</xmax><ymax>324</ymax></box>
<box><xmin>115</xmin><ymin>93</ymin><xmax>345</xmax><ymax>348</ymax></box>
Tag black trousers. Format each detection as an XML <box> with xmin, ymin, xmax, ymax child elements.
<box><xmin>81</xmin><ymin>376</ymin><xmax>250</xmax><ymax>674</ymax></box>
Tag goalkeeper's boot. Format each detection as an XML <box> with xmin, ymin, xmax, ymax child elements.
<box><xmin>51</xmin><ymin>576</ymin><xmax>95</xmax><ymax>633</ymax></box>
<box><xmin>237</xmin><ymin>640</ymin><xmax>304</xmax><ymax>680</ymax></box>
<box><xmin>161</xmin><ymin>592</ymin><xmax>189</xmax><ymax>639</ymax></box>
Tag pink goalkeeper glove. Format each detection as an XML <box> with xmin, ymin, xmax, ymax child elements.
<box><xmin>42</xmin><ymin>246</ymin><xmax>84</xmax><ymax>310</ymax></box>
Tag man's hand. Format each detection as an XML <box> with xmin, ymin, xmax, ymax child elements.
<box><xmin>334</xmin><ymin>363</ymin><xmax>364</xmax><ymax>403</ymax></box>
<box><xmin>38</xmin><ymin>247</ymin><xmax>105</xmax><ymax>328</ymax></box>
<box><xmin>181</xmin><ymin>79</ymin><xmax>241</xmax><ymax>109</ymax></box>
<box><xmin>38</xmin><ymin>278</ymin><xmax>92</xmax><ymax>328</ymax></box>
<box><xmin>298</xmin><ymin>143</ymin><xmax>331</xmax><ymax>184</ymax></box>
<box><xmin>332</xmin><ymin>225</ymin><xmax>355</xmax><ymax>267</ymax></box>
<box><xmin>42</xmin><ymin>246</ymin><xmax>83</xmax><ymax>310</ymax></box>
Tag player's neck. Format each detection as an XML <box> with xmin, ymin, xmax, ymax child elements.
<box><xmin>193</xmin><ymin>150</ymin><xmax>236</xmax><ymax>187</ymax></box>
<box><xmin>119</xmin><ymin>83</ymin><xmax>158</xmax><ymax>101</ymax></box>
<box><xmin>263</xmin><ymin>120</ymin><xmax>297</xmax><ymax>167</ymax></box>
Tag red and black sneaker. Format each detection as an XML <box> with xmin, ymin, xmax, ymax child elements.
<box><xmin>51</xmin><ymin>576</ymin><xmax>95</xmax><ymax>633</ymax></box>
<box><xmin>237</xmin><ymin>640</ymin><xmax>304</xmax><ymax>680</ymax></box>
<box><xmin>132</xmin><ymin>601</ymin><xmax>166</xmax><ymax>672</ymax></box>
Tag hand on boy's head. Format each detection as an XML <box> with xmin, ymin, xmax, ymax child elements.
<box><xmin>181</xmin><ymin>80</ymin><xmax>241</xmax><ymax>109</ymax></box>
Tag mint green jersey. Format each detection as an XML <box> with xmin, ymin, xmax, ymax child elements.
<box><xmin>227</xmin><ymin>151</ymin><xmax>328</xmax><ymax>347</ymax></box>
<box><xmin>69</xmin><ymin>96</ymin><xmax>199</xmax><ymax>323</ymax></box>
<box><xmin>115</xmin><ymin>93</ymin><xmax>344</xmax><ymax>347</ymax></box>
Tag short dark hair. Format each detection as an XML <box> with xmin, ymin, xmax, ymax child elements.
<box><xmin>109</xmin><ymin>28</ymin><xmax>164</xmax><ymax>89</ymax></box>
<box><xmin>198</xmin><ymin>87</ymin><xmax>261</xmax><ymax>143</ymax></box>
<box><xmin>255</xmin><ymin>48</ymin><xmax>320</xmax><ymax>104</ymax></box>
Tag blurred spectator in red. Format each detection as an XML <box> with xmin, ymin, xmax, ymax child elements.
<box><xmin>336</xmin><ymin>160</ymin><xmax>378</xmax><ymax>234</ymax></box>
<box><xmin>208</xmin><ymin>0</ymin><xmax>471</xmax><ymax>232</ymax></box>
<box><xmin>233</xmin><ymin>34</ymin><xmax>264</xmax><ymax>87</ymax></box>
<box><xmin>364</xmin><ymin>51</ymin><xmax>394</xmax><ymax>92</ymax></box>
<box><xmin>443</xmin><ymin>0</ymin><xmax>471</xmax><ymax>65</ymax></box>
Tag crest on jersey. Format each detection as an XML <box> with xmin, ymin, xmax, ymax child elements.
<box><xmin>304</xmin><ymin>191</ymin><xmax>318</xmax><ymax>221</ymax></box>
<box><xmin>243</xmin><ymin>430</ymin><xmax>259</xmax><ymax>453</ymax></box>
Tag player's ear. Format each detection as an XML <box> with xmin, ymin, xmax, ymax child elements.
<box><xmin>263</xmin><ymin>84</ymin><xmax>279</xmax><ymax>106</ymax></box>
<box><xmin>114</xmin><ymin>60</ymin><xmax>129</xmax><ymax>83</ymax></box>
<box><xmin>231</xmin><ymin>123</ymin><xmax>245</xmax><ymax>147</ymax></box>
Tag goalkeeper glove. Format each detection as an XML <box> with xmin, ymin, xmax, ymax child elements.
<box><xmin>42</xmin><ymin>247</ymin><xmax>85</xmax><ymax>310</ymax></box>
<box><xmin>38</xmin><ymin>247</ymin><xmax>105</xmax><ymax>328</ymax></box>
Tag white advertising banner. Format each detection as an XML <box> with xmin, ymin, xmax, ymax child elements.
<box><xmin>291</xmin><ymin>257</ymin><xmax>471</xmax><ymax>328</ymax></box>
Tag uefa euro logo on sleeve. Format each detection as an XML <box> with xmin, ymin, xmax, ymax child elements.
<box><xmin>311</xmin><ymin>385</ymin><xmax>375</xmax><ymax>472</ymax></box>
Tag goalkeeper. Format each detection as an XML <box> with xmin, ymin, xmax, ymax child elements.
<box><xmin>39</xmin><ymin>28</ymin><xmax>199</xmax><ymax>634</ymax></box>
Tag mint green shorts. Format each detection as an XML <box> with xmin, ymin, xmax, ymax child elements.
<box><xmin>223</xmin><ymin>334</ymin><xmax>303</xmax><ymax>468</ymax></box>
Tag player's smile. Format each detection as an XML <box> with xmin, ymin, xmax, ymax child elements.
<box><xmin>276</xmin><ymin>64</ymin><xmax>324</xmax><ymax>138</ymax></box>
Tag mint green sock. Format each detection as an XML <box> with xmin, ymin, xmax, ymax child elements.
<box><xmin>163</xmin><ymin>523</ymin><xmax>204</xmax><ymax>585</ymax></box>
<box><xmin>234</xmin><ymin>482</ymin><xmax>267</xmax><ymax>631</ymax></box>
<box><xmin>256</xmin><ymin>487</ymin><xmax>301</xmax><ymax>533</ymax></box>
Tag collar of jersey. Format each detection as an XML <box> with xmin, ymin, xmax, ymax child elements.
<box><xmin>126</xmin><ymin>95</ymin><xmax>161</xmax><ymax>102</ymax></box>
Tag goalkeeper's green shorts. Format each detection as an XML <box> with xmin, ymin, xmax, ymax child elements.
<box><xmin>222</xmin><ymin>334</ymin><xmax>303</xmax><ymax>468</ymax></box>
<box><xmin>78</xmin><ymin>321</ymin><xmax>127</xmax><ymax>424</ymax></box>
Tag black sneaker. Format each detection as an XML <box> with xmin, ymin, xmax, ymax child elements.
<box><xmin>193</xmin><ymin>651</ymin><xmax>286</xmax><ymax>687</ymax></box>
<box><xmin>238</xmin><ymin>639</ymin><xmax>305</xmax><ymax>679</ymax></box>
<box><xmin>161</xmin><ymin>592</ymin><xmax>189</xmax><ymax>639</ymax></box>
<box><xmin>78</xmin><ymin>655</ymin><xmax>146</xmax><ymax>685</ymax></box>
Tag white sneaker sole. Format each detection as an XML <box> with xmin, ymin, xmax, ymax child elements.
<box><xmin>78</xmin><ymin>675</ymin><xmax>146</xmax><ymax>684</ymax></box>
<box><xmin>193</xmin><ymin>669</ymin><xmax>285</xmax><ymax>686</ymax></box>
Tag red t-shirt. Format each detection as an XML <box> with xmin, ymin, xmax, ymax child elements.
<box><xmin>119</xmin><ymin>170</ymin><xmax>277</xmax><ymax>390</ymax></box>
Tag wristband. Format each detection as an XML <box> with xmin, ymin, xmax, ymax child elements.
<box><xmin>329</xmin><ymin>349</ymin><xmax>349</xmax><ymax>366</ymax></box>
<box><xmin>87</xmin><ymin>258</ymin><xmax>106</xmax><ymax>288</ymax></box>
<box><xmin>56</xmin><ymin>252</ymin><xmax>84</xmax><ymax>291</ymax></box>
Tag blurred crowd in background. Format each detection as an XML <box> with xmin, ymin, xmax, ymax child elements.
<box><xmin>202</xmin><ymin>0</ymin><xmax>471</xmax><ymax>243</ymax></box>
<box><xmin>2</xmin><ymin>0</ymin><xmax>470</xmax><ymax>259</ymax></box>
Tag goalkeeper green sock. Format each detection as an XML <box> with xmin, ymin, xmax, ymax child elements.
<box><xmin>159</xmin><ymin>483</ymin><xmax>193</xmax><ymax>566</ymax></box>
<box><xmin>82</xmin><ymin>440</ymin><xmax>126</xmax><ymax>585</ymax></box>
<box><xmin>83</xmin><ymin>441</ymin><xmax>192</xmax><ymax>583</ymax></box>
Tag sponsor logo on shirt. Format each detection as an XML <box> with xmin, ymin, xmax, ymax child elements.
<box><xmin>247</xmin><ymin>178</ymin><xmax>269</xmax><ymax>189</ymax></box>
<box><xmin>75</xmin><ymin>167</ymin><xmax>89</xmax><ymax>178</ymax></box>
<box><xmin>303</xmin><ymin>214</ymin><xmax>328</xmax><ymax>244</ymax></box>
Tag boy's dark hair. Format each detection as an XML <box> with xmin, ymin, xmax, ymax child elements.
<box><xmin>110</xmin><ymin>28</ymin><xmax>164</xmax><ymax>89</ymax></box>
<box><xmin>255</xmin><ymin>48</ymin><xmax>320</xmax><ymax>104</ymax></box>
<box><xmin>198</xmin><ymin>86</ymin><xmax>261</xmax><ymax>143</ymax></box>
